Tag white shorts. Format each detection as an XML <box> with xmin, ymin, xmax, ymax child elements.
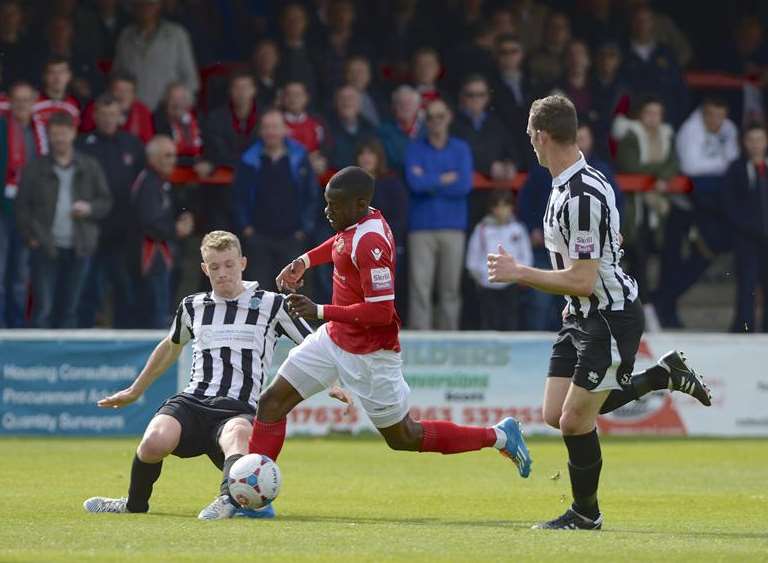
<box><xmin>278</xmin><ymin>324</ymin><xmax>410</xmax><ymax>428</ymax></box>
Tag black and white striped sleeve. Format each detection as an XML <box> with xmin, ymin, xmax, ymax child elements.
<box><xmin>565</xmin><ymin>194</ymin><xmax>607</xmax><ymax>260</ymax></box>
<box><xmin>275</xmin><ymin>300</ymin><xmax>313</xmax><ymax>344</ymax></box>
<box><xmin>168</xmin><ymin>301</ymin><xmax>193</xmax><ymax>345</ymax></box>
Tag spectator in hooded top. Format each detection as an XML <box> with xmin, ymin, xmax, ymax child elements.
<box><xmin>325</xmin><ymin>85</ymin><xmax>376</xmax><ymax>170</ymax></box>
<box><xmin>113</xmin><ymin>0</ymin><xmax>199</xmax><ymax>111</ymax></box>
<box><xmin>622</xmin><ymin>5</ymin><xmax>688</xmax><ymax>127</ymax></box>
<box><xmin>378</xmin><ymin>85</ymin><xmax>425</xmax><ymax>173</ymax></box>
<box><xmin>725</xmin><ymin>124</ymin><xmax>768</xmax><ymax>333</ymax></box>
<box><xmin>276</xmin><ymin>2</ymin><xmax>319</xmax><ymax>104</ymax></box>
<box><xmin>249</xmin><ymin>38</ymin><xmax>280</xmax><ymax>109</ymax></box>
<box><xmin>405</xmin><ymin>99</ymin><xmax>473</xmax><ymax>330</ymax></box>
<box><xmin>279</xmin><ymin>80</ymin><xmax>330</xmax><ymax>177</ymax></box>
<box><xmin>615</xmin><ymin>95</ymin><xmax>678</xmax><ymax>295</ymax></box>
<box><xmin>465</xmin><ymin>189</ymin><xmax>532</xmax><ymax>331</ymax></box>
<box><xmin>76</xmin><ymin>93</ymin><xmax>145</xmax><ymax>328</ymax></box>
<box><xmin>231</xmin><ymin>109</ymin><xmax>319</xmax><ymax>291</ymax></box>
<box><xmin>153</xmin><ymin>83</ymin><xmax>209</xmax><ymax>175</ymax></box>
<box><xmin>82</xmin><ymin>72</ymin><xmax>154</xmax><ymax>144</ymax></box>
<box><xmin>411</xmin><ymin>47</ymin><xmax>446</xmax><ymax>108</ymax></box>
<box><xmin>343</xmin><ymin>55</ymin><xmax>382</xmax><ymax>127</ymax></box>
<box><xmin>451</xmin><ymin>74</ymin><xmax>519</xmax><ymax>181</ymax></box>
<box><xmin>490</xmin><ymin>33</ymin><xmax>535</xmax><ymax>169</ymax></box>
<box><xmin>0</xmin><ymin>81</ymin><xmax>42</xmax><ymax>328</ymax></box>
<box><xmin>654</xmin><ymin>98</ymin><xmax>740</xmax><ymax>327</ymax></box>
<box><xmin>16</xmin><ymin>111</ymin><xmax>112</xmax><ymax>328</ymax></box>
<box><xmin>527</xmin><ymin>11</ymin><xmax>571</xmax><ymax>93</ymax></box>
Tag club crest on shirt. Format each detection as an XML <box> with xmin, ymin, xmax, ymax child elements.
<box><xmin>249</xmin><ymin>295</ymin><xmax>262</xmax><ymax>309</ymax></box>
<box><xmin>335</xmin><ymin>237</ymin><xmax>345</xmax><ymax>254</ymax></box>
<box><xmin>123</xmin><ymin>153</ymin><xmax>134</xmax><ymax>166</ymax></box>
<box><xmin>371</xmin><ymin>247</ymin><xmax>383</xmax><ymax>261</ymax></box>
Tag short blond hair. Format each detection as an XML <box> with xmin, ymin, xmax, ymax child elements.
<box><xmin>200</xmin><ymin>230</ymin><xmax>242</xmax><ymax>258</ymax></box>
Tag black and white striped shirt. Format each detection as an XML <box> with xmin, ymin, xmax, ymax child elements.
<box><xmin>169</xmin><ymin>281</ymin><xmax>310</xmax><ymax>408</ymax></box>
<box><xmin>543</xmin><ymin>153</ymin><xmax>638</xmax><ymax>316</ymax></box>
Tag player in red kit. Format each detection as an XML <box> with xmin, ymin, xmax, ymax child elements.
<box><xmin>247</xmin><ymin>167</ymin><xmax>532</xmax><ymax>514</ymax></box>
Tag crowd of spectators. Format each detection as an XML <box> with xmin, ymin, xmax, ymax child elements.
<box><xmin>1</xmin><ymin>0</ymin><xmax>768</xmax><ymax>332</ymax></box>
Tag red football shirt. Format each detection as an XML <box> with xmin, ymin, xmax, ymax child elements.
<box><xmin>327</xmin><ymin>209</ymin><xmax>401</xmax><ymax>354</ymax></box>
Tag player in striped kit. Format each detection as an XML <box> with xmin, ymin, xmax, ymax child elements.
<box><xmin>488</xmin><ymin>95</ymin><xmax>711</xmax><ymax>530</ymax></box>
<box><xmin>83</xmin><ymin>231</ymin><xmax>350</xmax><ymax>519</ymax></box>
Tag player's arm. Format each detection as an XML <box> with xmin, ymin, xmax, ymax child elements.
<box><xmin>488</xmin><ymin>246</ymin><xmax>599</xmax><ymax>297</ymax></box>
<box><xmin>285</xmin><ymin>294</ymin><xmax>395</xmax><ymax>325</ymax></box>
<box><xmin>276</xmin><ymin>236</ymin><xmax>335</xmax><ymax>291</ymax></box>
<box><xmin>97</xmin><ymin>336</ymin><xmax>184</xmax><ymax>408</ymax></box>
<box><xmin>275</xmin><ymin>297</ymin><xmax>313</xmax><ymax>344</ymax></box>
<box><xmin>286</xmin><ymin>233</ymin><xmax>396</xmax><ymax>325</ymax></box>
<box><xmin>489</xmin><ymin>194</ymin><xmax>605</xmax><ymax>297</ymax></box>
<box><xmin>97</xmin><ymin>305</ymin><xmax>191</xmax><ymax>408</ymax></box>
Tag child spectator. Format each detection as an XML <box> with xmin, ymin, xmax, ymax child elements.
<box><xmin>466</xmin><ymin>189</ymin><xmax>532</xmax><ymax>331</ymax></box>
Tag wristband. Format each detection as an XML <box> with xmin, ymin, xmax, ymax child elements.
<box><xmin>316</xmin><ymin>305</ymin><xmax>324</xmax><ymax>320</ymax></box>
<box><xmin>299</xmin><ymin>253</ymin><xmax>310</xmax><ymax>269</ymax></box>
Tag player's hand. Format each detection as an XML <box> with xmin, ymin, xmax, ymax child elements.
<box><xmin>97</xmin><ymin>387</ymin><xmax>141</xmax><ymax>409</ymax></box>
<box><xmin>276</xmin><ymin>258</ymin><xmax>306</xmax><ymax>292</ymax></box>
<box><xmin>487</xmin><ymin>244</ymin><xmax>523</xmax><ymax>283</ymax></box>
<box><xmin>328</xmin><ymin>386</ymin><xmax>354</xmax><ymax>415</ymax></box>
<box><xmin>285</xmin><ymin>293</ymin><xmax>318</xmax><ymax>320</ymax></box>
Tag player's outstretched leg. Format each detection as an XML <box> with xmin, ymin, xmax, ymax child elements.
<box><xmin>378</xmin><ymin>415</ymin><xmax>532</xmax><ymax>478</ymax></box>
<box><xmin>84</xmin><ymin>415</ymin><xmax>180</xmax><ymax>514</ymax></box>
<box><xmin>247</xmin><ymin>376</ymin><xmax>305</xmax><ymax>460</ymax></box>
<box><xmin>599</xmin><ymin>350</ymin><xmax>712</xmax><ymax>414</ymax></box>
<box><xmin>199</xmin><ymin>418</ymin><xmax>275</xmax><ymax>520</ymax></box>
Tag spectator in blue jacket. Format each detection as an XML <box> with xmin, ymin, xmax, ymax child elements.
<box><xmin>404</xmin><ymin>99</ymin><xmax>473</xmax><ymax>330</ymax></box>
<box><xmin>231</xmin><ymin>109</ymin><xmax>319</xmax><ymax>291</ymax></box>
<box><xmin>377</xmin><ymin>85</ymin><xmax>425</xmax><ymax>172</ymax></box>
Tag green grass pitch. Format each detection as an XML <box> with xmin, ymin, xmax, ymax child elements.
<box><xmin>1</xmin><ymin>436</ymin><xmax>766</xmax><ymax>562</ymax></box>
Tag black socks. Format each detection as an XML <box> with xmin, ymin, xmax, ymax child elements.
<box><xmin>126</xmin><ymin>454</ymin><xmax>163</xmax><ymax>513</ymax></box>
<box><xmin>600</xmin><ymin>364</ymin><xmax>670</xmax><ymax>414</ymax></box>
<box><xmin>563</xmin><ymin>429</ymin><xmax>602</xmax><ymax>521</ymax></box>
<box><xmin>220</xmin><ymin>454</ymin><xmax>244</xmax><ymax>497</ymax></box>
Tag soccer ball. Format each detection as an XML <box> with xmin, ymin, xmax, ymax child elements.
<box><xmin>228</xmin><ymin>454</ymin><xmax>282</xmax><ymax>509</ymax></box>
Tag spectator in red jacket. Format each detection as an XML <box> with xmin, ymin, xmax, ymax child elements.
<box><xmin>280</xmin><ymin>80</ymin><xmax>329</xmax><ymax>175</ymax></box>
<box><xmin>81</xmin><ymin>72</ymin><xmax>155</xmax><ymax>144</ymax></box>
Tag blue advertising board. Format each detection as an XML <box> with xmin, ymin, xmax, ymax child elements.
<box><xmin>0</xmin><ymin>333</ymin><xmax>176</xmax><ymax>435</ymax></box>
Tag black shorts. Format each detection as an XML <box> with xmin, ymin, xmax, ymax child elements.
<box><xmin>548</xmin><ymin>299</ymin><xmax>645</xmax><ymax>392</ymax></box>
<box><xmin>155</xmin><ymin>393</ymin><xmax>255</xmax><ymax>469</ymax></box>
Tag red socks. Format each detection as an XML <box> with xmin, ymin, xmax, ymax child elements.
<box><xmin>418</xmin><ymin>420</ymin><xmax>497</xmax><ymax>454</ymax></box>
<box><xmin>248</xmin><ymin>418</ymin><xmax>287</xmax><ymax>461</ymax></box>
